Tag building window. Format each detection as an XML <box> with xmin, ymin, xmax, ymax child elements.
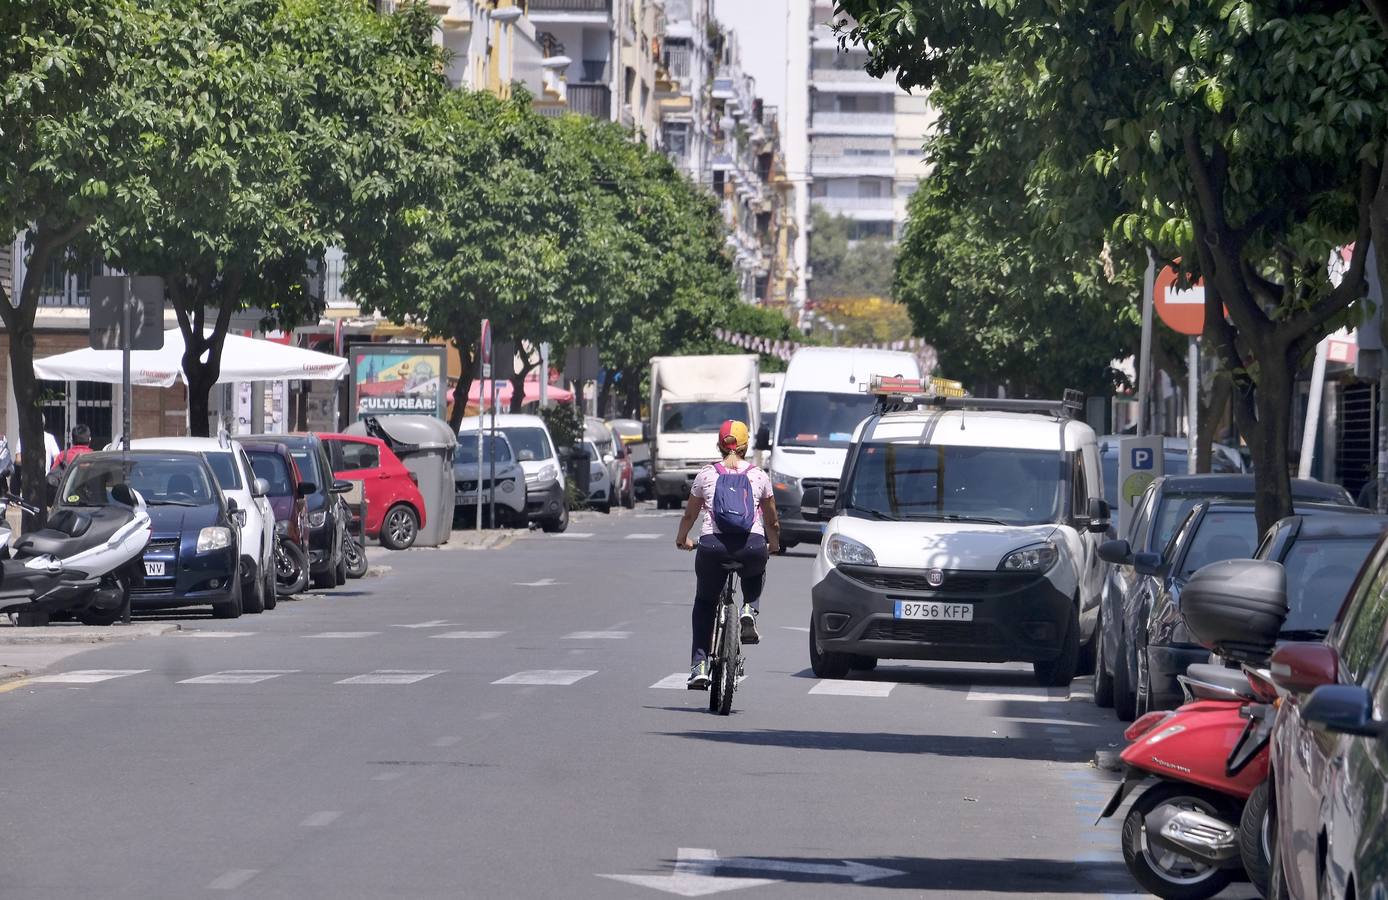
<box><xmin>857</xmin><ymin>179</ymin><xmax>882</xmax><ymax>199</ymax></box>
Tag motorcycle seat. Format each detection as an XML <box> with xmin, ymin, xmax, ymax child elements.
<box><xmin>1184</xmin><ymin>663</ymin><xmax>1255</xmax><ymax>700</ymax></box>
<box><xmin>12</xmin><ymin>507</ymin><xmax>132</xmax><ymax>559</ymax></box>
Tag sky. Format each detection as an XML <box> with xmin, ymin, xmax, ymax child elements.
<box><xmin>714</xmin><ymin>0</ymin><xmax>789</xmax><ymax>121</ymax></box>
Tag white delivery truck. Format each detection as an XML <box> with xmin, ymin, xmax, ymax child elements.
<box><xmin>762</xmin><ymin>347</ymin><xmax>921</xmax><ymax>548</ymax></box>
<box><xmin>649</xmin><ymin>354</ymin><xmax>760</xmax><ymax>509</ymax></box>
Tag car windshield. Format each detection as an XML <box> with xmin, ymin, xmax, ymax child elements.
<box><xmin>846</xmin><ymin>442</ymin><xmax>1067</xmax><ymax>526</ymax></box>
<box><xmin>777</xmin><ymin>391</ymin><xmax>874</xmax><ymax>449</ymax></box>
<box><xmin>502</xmin><ymin>427</ymin><xmax>552</xmax><ymax>463</ymax></box>
<box><xmin>204</xmin><ymin>451</ymin><xmax>242</xmax><ymax>491</ymax></box>
<box><xmin>455</xmin><ymin>435</ymin><xmax>513</xmax><ymax>466</ymax></box>
<box><xmin>1281</xmin><ymin>537</ymin><xmax>1376</xmax><ymax>635</ymax></box>
<box><xmin>288</xmin><ymin>447</ymin><xmax>321</xmax><ymax>485</ymax></box>
<box><xmin>61</xmin><ymin>456</ymin><xmax>215</xmax><ymax>507</ymax></box>
<box><xmin>248</xmin><ymin>451</ymin><xmax>294</xmax><ymax>496</ymax></box>
<box><xmin>1178</xmin><ymin>510</ymin><xmax>1258</xmax><ymax>577</ymax></box>
<box><xmin>660</xmin><ymin>401</ymin><xmax>749</xmax><ymax>434</ymax></box>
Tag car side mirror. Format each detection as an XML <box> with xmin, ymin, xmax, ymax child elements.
<box><xmin>296</xmin><ymin>482</ymin><xmax>317</xmax><ymax>498</ymax></box>
<box><xmin>227</xmin><ymin>497</ymin><xmax>239</xmax><ymax>512</ymax></box>
<box><xmin>1098</xmin><ymin>539</ymin><xmax>1132</xmax><ymax>565</ymax></box>
<box><xmin>331</xmin><ymin>480</ymin><xmax>352</xmax><ymax>494</ymax></box>
<box><xmin>1270</xmin><ymin>642</ymin><xmax>1340</xmax><ymax>695</ymax></box>
<box><xmin>1085</xmin><ymin>498</ymin><xmax>1111</xmax><ymax>533</ymax></box>
<box><xmin>755</xmin><ymin>425</ymin><xmax>771</xmax><ymax>452</ymax></box>
<box><xmin>252</xmin><ymin>477</ymin><xmax>270</xmax><ymax>498</ymax></box>
<box><xmin>1132</xmin><ymin>551</ymin><xmax>1165</xmax><ymax>577</ymax></box>
<box><xmin>1302</xmin><ymin>684</ymin><xmax>1383</xmax><ymax>738</ymax></box>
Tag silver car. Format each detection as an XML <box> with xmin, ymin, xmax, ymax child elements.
<box><xmin>453</xmin><ymin>433</ymin><xmax>526</xmax><ymax>528</ymax></box>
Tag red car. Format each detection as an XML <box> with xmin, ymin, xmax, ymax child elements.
<box><xmin>317</xmin><ymin>433</ymin><xmax>426</xmax><ymax>550</ymax></box>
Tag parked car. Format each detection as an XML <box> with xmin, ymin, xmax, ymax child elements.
<box><xmin>66</xmin><ymin>451</ymin><xmax>244</xmax><ymax>617</ymax></box>
<box><xmin>585</xmin><ymin>418</ymin><xmax>630</xmax><ymax>511</ymax></box>
<box><xmin>1115</xmin><ymin>499</ymin><xmax>1368</xmax><ymax>715</ymax></box>
<box><xmin>248</xmin><ymin>433</ymin><xmax>350</xmax><ymax>589</ymax></box>
<box><xmin>318</xmin><ymin>432</ymin><xmax>426</xmax><ymax>550</ymax></box>
<box><xmin>607</xmin><ymin>418</ymin><xmax>651</xmax><ymax>501</ymax></box>
<box><xmin>1094</xmin><ymin>473</ymin><xmax>1354</xmax><ymax>719</ymax></box>
<box><xmin>465</xmin><ymin>414</ymin><xmax>567</xmax><ymax>533</ymax></box>
<box><xmin>238</xmin><ymin>440</ymin><xmax>312</xmax><ymax>593</ymax></box>
<box><xmin>1266</xmin><ymin>521</ymin><xmax>1388</xmax><ymax>900</ymax></box>
<box><xmin>1097</xmin><ymin>435</ymin><xmax>1245</xmax><ymax>504</ymax></box>
<box><xmin>129</xmin><ymin>436</ymin><xmax>276</xmax><ymax>614</ymax></box>
<box><xmin>452</xmin><ymin>433</ymin><xmax>526</xmax><ymax>527</ymax></box>
<box><xmin>579</xmin><ymin>439</ymin><xmax>613</xmax><ymax>512</ymax></box>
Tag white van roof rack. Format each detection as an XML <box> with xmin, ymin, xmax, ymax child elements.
<box><xmin>867</xmin><ymin>376</ymin><xmax>1085</xmax><ymax>420</ymax></box>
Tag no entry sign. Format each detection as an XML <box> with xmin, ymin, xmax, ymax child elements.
<box><xmin>1153</xmin><ymin>264</ymin><xmax>1206</xmax><ymax>336</ymax></box>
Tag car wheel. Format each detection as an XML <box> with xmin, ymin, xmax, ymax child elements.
<box><xmin>1093</xmin><ymin>612</ymin><xmax>1115</xmax><ymax>708</ymax></box>
<box><xmin>241</xmin><ymin>561</ymin><xmax>265</xmax><ymax>615</ymax></box>
<box><xmin>542</xmin><ymin>504</ymin><xmax>569</xmax><ymax>534</ymax></box>
<box><xmin>335</xmin><ymin>540</ymin><xmax>348</xmax><ymax>586</ymax></box>
<box><xmin>1113</xmin><ymin>627</ymin><xmax>1138</xmax><ymax>722</ymax></box>
<box><xmin>622</xmin><ymin>482</ymin><xmax>635</xmax><ymax>509</ymax></box>
<box><xmin>212</xmin><ymin>576</ymin><xmax>243</xmax><ymax>619</ymax></box>
<box><xmin>809</xmin><ymin>614</ymin><xmax>852</xmax><ymax>679</ymax></box>
<box><xmin>1238</xmin><ymin>781</ymin><xmax>1274</xmax><ymax>898</ymax></box>
<box><xmin>1033</xmin><ymin>602</ymin><xmax>1080</xmax><ymax>687</ymax></box>
<box><xmin>262</xmin><ymin>566</ymin><xmax>277</xmax><ymax>610</ymax></box>
<box><xmin>380</xmin><ymin>504</ymin><xmax>419</xmax><ymax>551</ymax></box>
<box><xmin>1135</xmin><ymin>642</ymin><xmax>1151</xmax><ymax>717</ymax></box>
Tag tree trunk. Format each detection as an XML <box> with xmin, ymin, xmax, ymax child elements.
<box><xmin>1195</xmin><ymin>370</ymin><xmax>1231</xmax><ymax>474</ymax></box>
<box><xmin>622</xmin><ymin>371</ymin><xmax>642</xmax><ymax>419</ymax></box>
<box><xmin>596</xmin><ymin>368</ymin><xmax>615</xmax><ymax>420</ymax></box>
<box><xmin>449</xmin><ymin>334</ymin><xmax>476</xmax><ymax>430</ymax></box>
<box><xmin>508</xmin><ymin>356</ymin><xmax>536</xmax><ymax>414</ymax></box>
<box><xmin>1250</xmin><ymin>355</ymin><xmax>1295</xmax><ymax>534</ymax></box>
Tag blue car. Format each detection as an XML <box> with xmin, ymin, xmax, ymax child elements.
<box><xmin>62</xmin><ymin>451</ymin><xmax>245</xmax><ymax>618</ymax></box>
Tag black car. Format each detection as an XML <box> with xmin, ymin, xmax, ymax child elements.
<box><xmin>1095</xmin><ymin>473</ymin><xmax>1353</xmax><ymax>719</ymax></box>
<box><xmin>60</xmin><ymin>451</ymin><xmax>244</xmax><ymax>617</ymax></box>
<box><xmin>1135</xmin><ymin>500</ymin><xmax>1368</xmax><ymax>713</ymax></box>
<box><xmin>248</xmin><ymin>434</ymin><xmax>349</xmax><ymax>590</ymax></box>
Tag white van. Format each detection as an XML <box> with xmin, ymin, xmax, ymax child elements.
<box><xmin>803</xmin><ymin>379</ymin><xmax>1109</xmax><ymax>687</ymax></box>
<box><xmin>762</xmin><ymin>347</ymin><xmax>921</xmax><ymax>548</ymax></box>
<box><xmin>460</xmin><ymin>414</ymin><xmax>567</xmax><ymax>533</ymax></box>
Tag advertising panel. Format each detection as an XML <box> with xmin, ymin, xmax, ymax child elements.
<box><xmin>350</xmin><ymin>344</ymin><xmax>447</xmax><ymax>419</ymax></box>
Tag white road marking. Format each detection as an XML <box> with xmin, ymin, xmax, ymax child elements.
<box><xmin>563</xmin><ymin>631</ymin><xmax>632</xmax><ymax>640</ymax></box>
<box><xmin>307</xmin><ymin>631</ymin><xmax>380</xmax><ymax>639</ymax></box>
<box><xmin>780</xmin><ymin>626</ymin><xmax>811</xmax><ymax>633</ymax></box>
<box><xmin>336</xmin><ymin>670</ymin><xmax>443</xmax><ymax>685</ymax></box>
<box><xmin>625</xmin><ymin>533</ymin><xmax>661</xmax><ymax>540</ymax></box>
<box><xmin>430</xmin><ymin>630</ymin><xmax>506</xmax><ymax>639</ymax></box>
<box><xmin>186</xmin><ymin>631</ymin><xmax>255</xmax><ymax>638</ymax></box>
<box><xmin>514</xmin><ymin>577</ymin><xmax>561</xmax><ymax>586</ymax></box>
<box><xmin>966</xmin><ymin>686</ymin><xmax>1070</xmax><ymax>703</ymax></box>
<box><xmin>29</xmin><ymin>669</ymin><xmax>148</xmax><ymax>684</ymax></box>
<box><xmin>550</xmin><ymin>532</ymin><xmax>594</xmax><ymax>539</ymax></box>
<box><xmin>809</xmin><ymin>680</ymin><xmax>895</xmax><ymax>697</ymax></box>
<box><xmin>651</xmin><ymin>672</ymin><xmax>691</xmax><ymax>689</ymax></box>
<box><xmin>372</xmin><ymin>771</ymin><xmax>406</xmax><ymax>782</ymax></box>
<box><xmin>390</xmin><ymin>620</ymin><xmax>453</xmax><ymax>629</ymax></box>
<box><xmin>431</xmin><ymin>735</ymin><xmax>462</xmax><ymax>748</ymax></box>
<box><xmin>300</xmin><ymin>811</ymin><xmax>342</xmax><ymax>828</ymax></box>
<box><xmin>207</xmin><ymin>869</ymin><xmax>260</xmax><ymax>891</ymax></box>
<box><xmin>179</xmin><ymin>670</ymin><xmax>298</xmax><ymax>685</ymax></box>
<box><xmin>598</xmin><ymin>848</ymin><xmax>907</xmax><ymax>895</ymax></box>
<box><xmin>493</xmin><ymin>669</ymin><xmax>597</xmax><ymax>686</ymax></box>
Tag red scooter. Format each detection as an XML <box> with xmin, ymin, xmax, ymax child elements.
<box><xmin>1097</xmin><ymin>557</ymin><xmax>1289</xmax><ymax>900</ymax></box>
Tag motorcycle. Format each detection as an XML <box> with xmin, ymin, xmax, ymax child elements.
<box><xmin>273</xmin><ymin>531</ymin><xmax>310</xmax><ymax>596</ymax></box>
<box><xmin>0</xmin><ymin>487</ymin><xmax>152</xmax><ymax>626</ymax></box>
<box><xmin>1097</xmin><ymin>558</ymin><xmax>1288</xmax><ymax>900</ymax></box>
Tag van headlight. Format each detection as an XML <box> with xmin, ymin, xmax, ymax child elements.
<box><xmin>197</xmin><ymin>527</ymin><xmax>233</xmax><ymax>553</ymax></box>
<box><xmin>1000</xmin><ymin>542</ymin><xmax>1058</xmax><ymax>572</ymax></box>
<box><xmin>826</xmin><ymin>534</ymin><xmax>877</xmax><ymax>567</ymax></box>
<box><xmin>768</xmin><ymin>470</ymin><xmax>799</xmax><ymax>491</ymax></box>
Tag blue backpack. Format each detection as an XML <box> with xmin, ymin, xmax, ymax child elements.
<box><xmin>710</xmin><ymin>463</ymin><xmax>757</xmax><ymax>535</ymax></box>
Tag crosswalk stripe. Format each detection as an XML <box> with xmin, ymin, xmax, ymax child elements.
<box><xmin>307</xmin><ymin>631</ymin><xmax>380</xmax><ymax>639</ymax></box>
<box><xmin>549</xmin><ymin>532</ymin><xmax>594</xmax><ymax>539</ymax></box>
<box><xmin>625</xmin><ymin>533</ymin><xmax>660</xmax><ymax>540</ymax></box>
<box><xmin>336</xmin><ymin>670</ymin><xmax>443</xmax><ymax>685</ymax></box>
<box><xmin>809</xmin><ymin>679</ymin><xmax>895</xmax><ymax>697</ymax></box>
<box><xmin>966</xmin><ymin>686</ymin><xmax>1070</xmax><ymax>703</ymax></box>
<box><xmin>650</xmin><ymin>672</ymin><xmax>690</xmax><ymax>690</ymax></box>
<box><xmin>492</xmin><ymin>669</ymin><xmax>597</xmax><ymax>686</ymax></box>
<box><xmin>390</xmin><ymin>621</ymin><xmax>453</xmax><ymax>629</ymax></box>
<box><xmin>179</xmin><ymin>670</ymin><xmax>299</xmax><ymax>685</ymax></box>
<box><xmin>29</xmin><ymin>669</ymin><xmax>148</xmax><ymax>684</ymax></box>
<box><xmin>562</xmin><ymin>631</ymin><xmax>631</xmax><ymax>640</ymax></box>
<box><xmin>430</xmin><ymin>630</ymin><xmax>506</xmax><ymax>639</ymax></box>
<box><xmin>186</xmin><ymin>631</ymin><xmax>255</xmax><ymax>638</ymax></box>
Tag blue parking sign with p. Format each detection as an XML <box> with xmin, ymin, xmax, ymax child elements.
<box><xmin>1132</xmin><ymin>448</ymin><xmax>1154</xmax><ymax>470</ymax></box>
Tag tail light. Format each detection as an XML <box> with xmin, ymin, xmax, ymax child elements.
<box><xmin>1125</xmin><ymin>710</ymin><xmax>1175</xmax><ymax>741</ymax></box>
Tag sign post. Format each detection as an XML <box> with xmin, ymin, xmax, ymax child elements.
<box><xmin>1117</xmin><ymin>436</ymin><xmax>1164</xmax><ymax>536</ymax></box>
<box><xmin>477</xmin><ymin>320</ymin><xmax>491</xmax><ymax>531</ymax></box>
<box><xmin>1137</xmin><ymin>251</ymin><xmax>1156</xmax><ymax>437</ymax></box>
<box><xmin>90</xmin><ymin>276</ymin><xmax>165</xmax><ymax>450</ymax></box>
<box><xmin>1153</xmin><ymin>262</ymin><xmax>1207</xmax><ymax>471</ymax></box>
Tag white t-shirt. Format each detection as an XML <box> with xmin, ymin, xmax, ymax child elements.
<box><xmin>690</xmin><ymin>460</ymin><xmax>773</xmax><ymax>537</ymax></box>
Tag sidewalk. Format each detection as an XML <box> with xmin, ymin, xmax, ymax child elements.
<box><xmin>0</xmin><ymin>622</ymin><xmax>180</xmax><ymax>684</ymax></box>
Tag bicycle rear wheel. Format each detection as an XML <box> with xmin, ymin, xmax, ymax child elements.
<box><xmin>711</xmin><ymin>599</ymin><xmax>739</xmax><ymax>715</ymax></box>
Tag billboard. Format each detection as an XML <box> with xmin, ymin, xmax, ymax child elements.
<box><xmin>350</xmin><ymin>344</ymin><xmax>447</xmax><ymax>419</ymax></box>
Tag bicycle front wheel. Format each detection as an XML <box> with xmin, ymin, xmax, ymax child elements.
<box><xmin>711</xmin><ymin>601</ymin><xmax>739</xmax><ymax>716</ymax></box>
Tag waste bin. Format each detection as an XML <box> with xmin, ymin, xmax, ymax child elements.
<box><xmin>346</xmin><ymin>415</ymin><xmax>456</xmax><ymax>547</ymax></box>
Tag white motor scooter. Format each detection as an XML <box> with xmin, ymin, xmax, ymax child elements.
<box><xmin>0</xmin><ymin>486</ymin><xmax>152</xmax><ymax>626</ymax></box>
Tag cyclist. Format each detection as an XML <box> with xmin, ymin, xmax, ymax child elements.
<box><xmin>675</xmin><ymin>419</ymin><xmax>780</xmax><ymax>689</ymax></box>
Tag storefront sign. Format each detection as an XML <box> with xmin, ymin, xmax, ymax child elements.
<box><xmin>350</xmin><ymin>344</ymin><xmax>447</xmax><ymax>419</ymax></box>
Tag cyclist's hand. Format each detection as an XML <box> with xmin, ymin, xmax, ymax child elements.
<box><xmin>767</xmin><ymin>539</ymin><xmax>780</xmax><ymax>555</ymax></box>
<box><xmin>677</xmin><ymin>537</ymin><xmax>696</xmax><ymax>551</ymax></box>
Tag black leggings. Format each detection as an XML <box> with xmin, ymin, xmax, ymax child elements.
<box><xmin>691</xmin><ymin>533</ymin><xmax>768</xmax><ymax>664</ymax></box>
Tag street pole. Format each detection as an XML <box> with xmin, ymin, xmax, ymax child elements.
<box><xmin>1378</xmin><ymin>368</ymin><xmax>1388</xmax><ymax>514</ymax></box>
<box><xmin>488</xmin><ymin>375</ymin><xmax>496</xmax><ymax>529</ymax></box>
<box><xmin>1187</xmin><ymin>337</ymin><xmax>1198</xmax><ymax>474</ymax></box>
<box><xmin>121</xmin><ymin>277</ymin><xmax>132</xmax><ymax>451</ymax></box>
<box><xmin>1299</xmin><ymin>338</ymin><xmax>1330</xmax><ymax>480</ymax></box>
<box><xmin>1136</xmin><ymin>248</ymin><xmax>1156</xmax><ymax>437</ymax></box>
<box><xmin>539</xmin><ymin>343</ymin><xmax>549</xmax><ymax>409</ymax></box>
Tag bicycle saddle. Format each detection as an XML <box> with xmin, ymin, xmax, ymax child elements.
<box><xmin>721</xmin><ymin>561</ymin><xmax>744</xmax><ymax>572</ymax></box>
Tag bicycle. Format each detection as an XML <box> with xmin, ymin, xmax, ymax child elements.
<box><xmin>707</xmin><ymin>561</ymin><xmax>745</xmax><ymax>716</ymax></box>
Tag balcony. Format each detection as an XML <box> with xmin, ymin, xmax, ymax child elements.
<box><xmin>528</xmin><ymin>0</ymin><xmax>611</xmax><ymax>24</ymax></box>
<box><xmin>810</xmin><ymin>153</ymin><xmax>895</xmax><ymax>177</ymax></box>
<box><xmin>809</xmin><ymin>111</ymin><xmax>895</xmax><ymax>135</ymax></box>
<box><xmin>566</xmin><ymin>83</ymin><xmax>612</xmax><ymax>119</ymax></box>
<box><xmin>812</xmin><ymin>195</ymin><xmax>895</xmax><ymax>221</ymax></box>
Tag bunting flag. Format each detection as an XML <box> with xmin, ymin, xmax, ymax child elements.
<box><xmin>709</xmin><ymin>329</ymin><xmax>939</xmax><ymax>369</ymax></box>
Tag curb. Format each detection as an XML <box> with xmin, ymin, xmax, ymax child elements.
<box><xmin>0</xmin><ymin>623</ymin><xmax>182</xmax><ymax>646</ymax></box>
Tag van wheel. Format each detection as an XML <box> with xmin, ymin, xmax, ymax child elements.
<box><xmin>809</xmin><ymin>615</ymin><xmax>852</xmax><ymax>679</ymax></box>
<box><xmin>542</xmin><ymin>505</ymin><xmax>569</xmax><ymax>533</ymax></box>
<box><xmin>1034</xmin><ymin>603</ymin><xmax>1080</xmax><ymax>687</ymax></box>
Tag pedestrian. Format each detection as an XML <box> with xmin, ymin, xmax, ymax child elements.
<box><xmin>46</xmin><ymin>424</ymin><xmax>93</xmax><ymax>503</ymax></box>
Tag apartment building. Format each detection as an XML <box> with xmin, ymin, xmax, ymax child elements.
<box><xmin>428</xmin><ymin>0</ymin><xmax>548</xmax><ymax>97</ymax></box>
<box><xmin>655</xmin><ymin>0</ymin><xmax>716</xmax><ymax>185</ymax></box>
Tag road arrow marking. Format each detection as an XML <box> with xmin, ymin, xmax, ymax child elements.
<box><xmin>716</xmin><ymin>857</ymin><xmax>906</xmax><ymax>883</ymax></box>
<box><xmin>390</xmin><ymin>620</ymin><xmax>453</xmax><ymax>629</ymax></box>
<box><xmin>598</xmin><ymin>848</ymin><xmax>778</xmax><ymax>896</ymax></box>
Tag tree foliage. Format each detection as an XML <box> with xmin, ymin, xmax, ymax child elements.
<box><xmin>808</xmin><ymin>206</ymin><xmax>896</xmax><ymax>301</ymax></box>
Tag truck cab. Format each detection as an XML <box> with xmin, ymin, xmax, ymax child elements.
<box><xmin>649</xmin><ymin>354</ymin><xmax>760</xmax><ymax>509</ymax></box>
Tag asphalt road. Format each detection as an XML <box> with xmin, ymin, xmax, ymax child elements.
<box><xmin>0</xmin><ymin>506</ymin><xmax>1248</xmax><ymax>899</ymax></box>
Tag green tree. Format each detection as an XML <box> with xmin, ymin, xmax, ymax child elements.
<box><xmin>808</xmin><ymin>206</ymin><xmax>896</xmax><ymax>301</ymax></box>
<box><xmin>836</xmin><ymin>0</ymin><xmax>1388</xmax><ymax>530</ymax></box>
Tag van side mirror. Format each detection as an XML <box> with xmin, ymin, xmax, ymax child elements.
<box><xmin>1084</xmin><ymin>498</ymin><xmax>1111</xmax><ymax>533</ymax></box>
<box><xmin>1098</xmin><ymin>539</ymin><xmax>1132</xmax><ymax>565</ymax></box>
<box><xmin>755</xmin><ymin>425</ymin><xmax>771</xmax><ymax>452</ymax></box>
<box><xmin>1132</xmin><ymin>552</ymin><xmax>1165</xmax><ymax>577</ymax></box>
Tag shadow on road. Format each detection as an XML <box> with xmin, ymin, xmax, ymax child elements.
<box><xmin>658</xmin><ymin>727</ymin><xmax>1097</xmax><ymax>762</ymax></box>
<box><xmin>788</xmin><ymin>665</ymin><xmax>1040</xmax><ymax>689</ymax></box>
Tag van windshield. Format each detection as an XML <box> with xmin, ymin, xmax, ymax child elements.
<box><xmin>660</xmin><ymin>402</ymin><xmax>749</xmax><ymax>434</ymax></box>
<box><xmin>847</xmin><ymin>443</ymin><xmax>1066</xmax><ymax>526</ymax></box>
<box><xmin>778</xmin><ymin>391</ymin><xmax>874</xmax><ymax>449</ymax></box>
